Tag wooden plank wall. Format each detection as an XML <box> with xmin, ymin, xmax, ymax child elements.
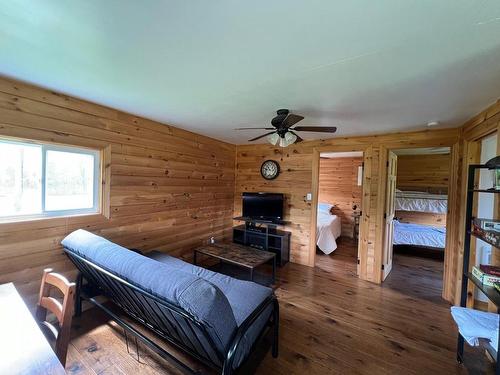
<box><xmin>396</xmin><ymin>154</ymin><xmax>451</xmax><ymax>193</ymax></box>
<box><xmin>318</xmin><ymin>157</ymin><xmax>362</xmax><ymax>237</ymax></box>
<box><xmin>445</xmin><ymin>99</ymin><xmax>500</xmax><ymax>305</ymax></box>
<box><xmin>0</xmin><ymin>76</ymin><xmax>236</xmax><ymax>309</ymax></box>
<box><xmin>394</xmin><ymin>153</ymin><xmax>450</xmax><ymax>227</ymax></box>
<box><xmin>395</xmin><ymin>211</ymin><xmax>447</xmax><ymax>227</ymax></box>
<box><xmin>235</xmin><ymin>129</ymin><xmax>460</xmax><ymax>283</ymax></box>
<box><xmin>0</xmin><ymin>74</ymin><xmax>495</xmax><ymax>305</ymax></box>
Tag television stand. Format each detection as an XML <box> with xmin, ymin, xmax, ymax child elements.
<box><xmin>233</xmin><ymin>216</ymin><xmax>290</xmax><ymax>226</ymax></box>
<box><xmin>232</xmin><ymin>218</ymin><xmax>291</xmax><ymax>266</ymax></box>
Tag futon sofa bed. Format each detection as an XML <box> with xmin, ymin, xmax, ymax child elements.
<box><xmin>61</xmin><ymin>229</ymin><xmax>279</xmax><ymax>374</ymax></box>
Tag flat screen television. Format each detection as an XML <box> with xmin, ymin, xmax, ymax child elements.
<box><xmin>242</xmin><ymin>192</ymin><xmax>284</xmax><ymax>222</ymax></box>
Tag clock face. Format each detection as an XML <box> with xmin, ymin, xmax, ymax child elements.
<box><xmin>261</xmin><ymin>160</ymin><xmax>280</xmax><ymax>180</ymax></box>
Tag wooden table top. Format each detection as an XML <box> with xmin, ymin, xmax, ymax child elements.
<box><xmin>0</xmin><ymin>283</ymin><xmax>66</xmax><ymax>375</ymax></box>
<box><xmin>194</xmin><ymin>243</ymin><xmax>275</xmax><ymax>269</ymax></box>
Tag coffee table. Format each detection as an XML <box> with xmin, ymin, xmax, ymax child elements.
<box><xmin>193</xmin><ymin>243</ymin><xmax>276</xmax><ymax>285</ymax></box>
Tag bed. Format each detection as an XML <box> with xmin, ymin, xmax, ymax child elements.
<box><xmin>393</xmin><ymin>221</ymin><xmax>446</xmax><ymax>249</ymax></box>
<box><xmin>395</xmin><ymin>190</ymin><xmax>447</xmax><ymax>214</ymax></box>
<box><xmin>316</xmin><ymin>203</ymin><xmax>342</xmax><ymax>255</ymax></box>
<box><xmin>393</xmin><ymin>190</ymin><xmax>447</xmax><ymax>257</ymax></box>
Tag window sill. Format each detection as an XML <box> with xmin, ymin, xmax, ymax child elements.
<box><xmin>0</xmin><ymin>212</ymin><xmax>107</xmax><ymax>227</ymax></box>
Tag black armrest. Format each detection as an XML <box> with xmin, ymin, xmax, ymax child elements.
<box><xmin>222</xmin><ymin>295</ymin><xmax>279</xmax><ymax>374</ymax></box>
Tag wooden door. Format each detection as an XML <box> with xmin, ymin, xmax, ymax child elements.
<box><xmin>382</xmin><ymin>151</ymin><xmax>397</xmax><ymax>281</ymax></box>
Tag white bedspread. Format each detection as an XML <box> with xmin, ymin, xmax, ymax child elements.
<box><xmin>393</xmin><ymin>221</ymin><xmax>446</xmax><ymax>248</ymax></box>
<box><xmin>395</xmin><ymin>191</ymin><xmax>447</xmax><ymax>214</ymax></box>
<box><xmin>316</xmin><ymin>212</ymin><xmax>341</xmax><ymax>255</ymax></box>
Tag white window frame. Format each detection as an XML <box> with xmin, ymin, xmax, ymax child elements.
<box><xmin>0</xmin><ymin>138</ymin><xmax>101</xmax><ymax>221</ymax></box>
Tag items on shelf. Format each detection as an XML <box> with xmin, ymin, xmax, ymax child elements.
<box><xmin>451</xmin><ymin>306</ymin><xmax>499</xmax><ymax>349</ymax></box>
<box><xmin>481</xmin><ymin>265</ymin><xmax>500</xmax><ymax>277</ymax></box>
<box><xmin>472</xmin><ymin>265</ymin><xmax>500</xmax><ymax>287</ymax></box>
<box><xmin>485</xmin><ymin>156</ymin><xmax>500</xmax><ymax>189</ymax></box>
<box><xmin>476</xmin><ymin>219</ymin><xmax>500</xmax><ymax>233</ymax></box>
<box><xmin>472</xmin><ymin>218</ymin><xmax>500</xmax><ymax>247</ymax></box>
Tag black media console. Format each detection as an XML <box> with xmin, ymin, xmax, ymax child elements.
<box><xmin>232</xmin><ymin>218</ymin><xmax>291</xmax><ymax>266</ymax></box>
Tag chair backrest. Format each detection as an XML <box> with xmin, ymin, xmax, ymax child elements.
<box><xmin>36</xmin><ymin>268</ymin><xmax>76</xmax><ymax>367</ymax></box>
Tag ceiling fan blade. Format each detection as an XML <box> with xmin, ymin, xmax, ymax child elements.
<box><xmin>234</xmin><ymin>127</ymin><xmax>275</xmax><ymax>130</ymax></box>
<box><xmin>289</xmin><ymin>130</ymin><xmax>303</xmax><ymax>142</ymax></box>
<box><xmin>248</xmin><ymin>131</ymin><xmax>277</xmax><ymax>142</ymax></box>
<box><xmin>282</xmin><ymin>114</ymin><xmax>304</xmax><ymax>128</ymax></box>
<box><xmin>292</xmin><ymin>126</ymin><xmax>337</xmax><ymax>133</ymax></box>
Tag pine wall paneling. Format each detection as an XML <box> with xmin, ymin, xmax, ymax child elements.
<box><xmin>395</xmin><ymin>211</ymin><xmax>447</xmax><ymax>227</ymax></box>
<box><xmin>396</xmin><ymin>154</ymin><xmax>451</xmax><ymax>193</ymax></box>
<box><xmin>0</xmin><ymin>76</ymin><xmax>236</xmax><ymax>310</ymax></box>
<box><xmin>448</xmin><ymin>99</ymin><xmax>500</xmax><ymax>305</ymax></box>
<box><xmin>1</xmin><ymin>74</ymin><xmax>497</xmax><ymax>308</ymax></box>
<box><xmin>235</xmin><ymin>129</ymin><xmax>461</xmax><ymax>286</ymax></box>
<box><xmin>394</xmin><ymin>153</ymin><xmax>450</xmax><ymax>227</ymax></box>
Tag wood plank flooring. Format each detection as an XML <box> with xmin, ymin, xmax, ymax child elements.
<box><xmin>64</xmin><ymin>238</ymin><xmax>494</xmax><ymax>374</ymax></box>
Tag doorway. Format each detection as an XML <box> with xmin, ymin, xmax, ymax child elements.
<box><xmin>381</xmin><ymin>147</ymin><xmax>451</xmax><ymax>298</ymax></box>
<box><xmin>314</xmin><ymin>151</ymin><xmax>364</xmax><ymax>269</ymax></box>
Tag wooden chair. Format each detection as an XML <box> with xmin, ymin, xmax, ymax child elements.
<box><xmin>36</xmin><ymin>268</ymin><xmax>76</xmax><ymax>367</ymax></box>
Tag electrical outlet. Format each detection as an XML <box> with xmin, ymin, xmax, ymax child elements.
<box><xmin>306</xmin><ymin>193</ymin><xmax>312</xmax><ymax>201</ymax></box>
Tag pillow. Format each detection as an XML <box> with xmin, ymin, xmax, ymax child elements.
<box><xmin>318</xmin><ymin>202</ymin><xmax>335</xmax><ymax>213</ymax></box>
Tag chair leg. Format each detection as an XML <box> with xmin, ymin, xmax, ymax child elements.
<box><xmin>75</xmin><ymin>272</ymin><xmax>83</xmax><ymax>317</ymax></box>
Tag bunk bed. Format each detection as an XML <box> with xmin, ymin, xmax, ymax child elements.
<box><xmin>393</xmin><ymin>190</ymin><xmax>447</xmax><ymax>256</ymax></box>
<box><xmin>395</xmin><ymin>190</ymin><xmax>447</xmax><ymax>214</ymax></box>
<box><xmin>393</xmin><ymin>221</ymin><xmax>446</xmax><ymax>248</ymax></box>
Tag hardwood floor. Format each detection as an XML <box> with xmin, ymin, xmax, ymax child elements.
<box><xmin>65</xmin><ymin>238</ymin><xmax>494</xmax><ymax>374</ymax></box>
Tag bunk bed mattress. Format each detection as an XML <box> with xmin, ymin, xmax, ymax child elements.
<box><xmin>393</xmin><ymin>221</ymin><xmax>446</xmax><ymax>249</ymax></box>
<box><xmin>316</xmin><ymin>212</ymin><xmax>341</xmax><ymax>255</ymax></box>
<box><xmin>395</xmin><ymin>191</ymin><xmax>447</xmax><ymax>214</ymax></box>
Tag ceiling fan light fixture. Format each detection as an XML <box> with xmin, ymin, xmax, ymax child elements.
<box><xmin>267</xmin><ymin>133</ymin><xmax>280</xmax><ymax>145</ymax></box>
<box><xmin>279</xmin><ymin>131</ymin><xmax>297</xmax><ymax>147</ymax></box>
<box><xmin>239</xmin><ymin>109</ymin><xmax>338</xmax><ymax>144</ymax></box>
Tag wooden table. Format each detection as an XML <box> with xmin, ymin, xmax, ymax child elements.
<box><xmin>193</xmin><ymin>243</ymin><xmax>276</xmax><ymax>284</ymax></box>
<box><xmin>0</xmin><ymin>283</ymin><xmax>66</xmax><ymax>375</ymax></box>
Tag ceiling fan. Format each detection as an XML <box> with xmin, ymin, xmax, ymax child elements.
<box><xmin>235</xmin><ymin>109</ymin><xmax>337</xmax><ymax>147</ymax></box>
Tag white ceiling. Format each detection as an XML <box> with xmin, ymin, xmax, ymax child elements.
<box><xmin>1</xmin><ymin>1</ymin><xmax>500</xmax><ymax>144</ymax></box>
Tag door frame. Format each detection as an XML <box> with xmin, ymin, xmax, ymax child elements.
<box><xmin>381</xmin><ymin>150</ymin><xmax>398</xmax><ymax>281</ymax></box>
<box><xmin>309</xmin><ymin>145</ymin><xmax>372</xmax><ymax>272</ymax></box>
<box><xmin>384</xmin><ymin>144</ymin><xmax>456</xmax><ymax>294</ymax></box>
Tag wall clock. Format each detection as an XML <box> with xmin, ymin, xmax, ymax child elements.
<box><xmin>261</xmin><ymin>160</ymin><xmax>280</xmax><ymax>180</ymax></box>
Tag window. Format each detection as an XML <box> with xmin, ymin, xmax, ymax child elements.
<box><xmin>0</xmin><ymin>139</ymin><xmax>100</xmax><ymax>220</ymax></box>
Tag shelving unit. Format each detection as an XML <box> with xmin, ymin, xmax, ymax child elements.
<box><xmin>232</xmin><ymin>220</ymin><xmax>291</xmax><ymax>266</ymax></box>
<box><xmin>457</xmin><ymin>161</ymin><xmax>500</xmax><ymax>374</ymax></box>
<box><xmin>467</xmin><ymin>272</ymin><xmax>500</xmax><ymax>307</ymax></box>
